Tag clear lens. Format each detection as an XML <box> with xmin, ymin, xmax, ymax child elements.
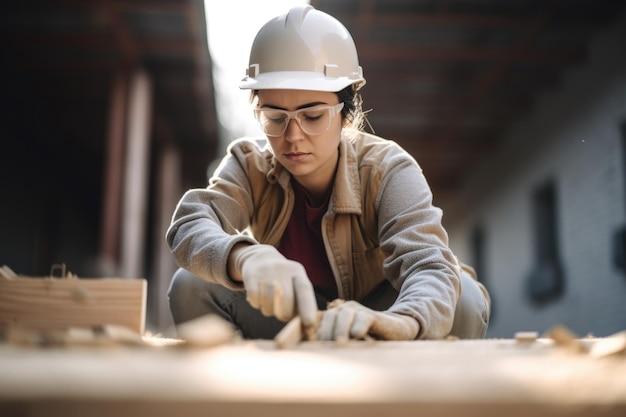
<box><xmin>254</xmin><ymin>103</ymin><xmax>344</xmax><ymax>137</ymax></box>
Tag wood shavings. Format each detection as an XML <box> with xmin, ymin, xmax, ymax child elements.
<box><xmin>589</xmin><ymin>331</ymin><xmax>626</xmax><ymax>358</ymax></box>
<box><xmin>0</xmin><ymin>265</ymin><xmax>18</xmax><ymax>280</ymax></box>
<box><xmin>66</xmin><ymin>327</ymin><xmax>97</xmax><ymax>344</ymax></box>
<box><xmin>175</xmin><ymin>314</ymin><xmax>237</xmax><ymax>347</ymax></box>
<box><xmin>275</xmin><ymin>316</ymin><xmax>304</xmax><ymax>349</ymax></box>
<box><xmin>327</xmin><ymin>299</ymin><xmax>345</xmax><ymax>309</ymax></box>
<box><xmin>142</xmin><ymin>333</ymin><xmax>185</xmax><ymax>347</ymax></box>
<box><xmin>2</xmin><ymin>325</ymin><xmax>65</xmax><ymax>347</ymax></box>
<box><xmin>96</xmin><ymin>324</ymin><xmax>145</xmax><ymax>346</ymax></box>
<box><xmin>2</xmin><ymin>324</ymin><xmax>145</xmax><ymax>347</ymax></box>
<box><xmin>547</xmin><ymin>325</ymin><xmax>588</xmax><ymax>354</ymax></box>
<box><xmin>543</xmin><ymin>325</ymin><xmax>626</xmax><ymax>359</ymax></box>
<box><xmin>275</xmin><ymin>311</ymin><xmax>323</xmax><ymax>349</ymax></box>
<box><xmin>515</xmin><ymin>331</ymin><xmax>539</xmax><ymax>343</ymax></box>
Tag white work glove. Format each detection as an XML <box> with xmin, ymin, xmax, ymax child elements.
<box><xmin>232</xmin><ymin>244</ymin><xmax>318</xmax><ymax>327</ymax></box>
<box><xmin>316</xmin><ymin>300</ymin><xmax>420</xmax><ymax>342</ymax></box>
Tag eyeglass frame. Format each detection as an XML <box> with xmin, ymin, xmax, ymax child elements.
<box><xmin>253</xmin><ymin>102</ymin><xmax>345</xmax><ymax>137</ymax></box>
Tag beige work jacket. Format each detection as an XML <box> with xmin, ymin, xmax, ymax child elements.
<box><xmin>167</xmin><ymin>130</ymin><xmax>461</xmax><ymax>339</ymax></box>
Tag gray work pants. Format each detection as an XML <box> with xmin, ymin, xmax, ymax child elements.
<box><xmin>168</xmin><ymin>268</ymin><xmax>490</xmax><ymax>340</ymax></box>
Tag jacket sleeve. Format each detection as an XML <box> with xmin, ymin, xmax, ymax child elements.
<box><xmin>165</xmin><ymin>140</ymin><xmax>259</xmax><ymax>290</ymax></box>
<box><xmin>375</xmin><ymin>148</ymin><xmax>461</xmax><ymax>339</ymax></box>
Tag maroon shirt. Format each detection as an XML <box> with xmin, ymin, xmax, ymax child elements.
<box><xmin>277</xmin><ymin>179</ymin><xmax>338</xmax><ymax>299</ymax></box>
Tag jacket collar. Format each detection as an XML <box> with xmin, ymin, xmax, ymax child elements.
<box><xmin>268</xmin><ymin>133</ymin><xmax>363</xmax><ymax>215</ymax></box>
<box><xmin>333</xmin><ymin>134</ymin><xmax>362</xmax><ymax>214</ymax></box>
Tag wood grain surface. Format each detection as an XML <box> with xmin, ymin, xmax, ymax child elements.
<box><xmin>0</xmin><ymin>277</ymin><xmax>147</xmax><ymax>333</ymax></box>
<box><xmin>0</xmin><ymin>337</ymin><xmax>624</xmax><ymax>417</ymax></box>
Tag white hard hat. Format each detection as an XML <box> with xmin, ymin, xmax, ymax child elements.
<box><xmin>239</xmin><ymin>5</ymin><xmax>365</xmax><ymax>92</ymax></box>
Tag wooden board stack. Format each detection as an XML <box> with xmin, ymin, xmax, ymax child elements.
<box><xmin>0</xmin><ymin>264</ymin><xmax>146</xmax><ymax>335</ymax></box>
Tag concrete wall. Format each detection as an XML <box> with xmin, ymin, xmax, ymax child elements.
<box><xmin>446</xmin><ymin>11</ymin><xmax>626</xmax><ymax>338</ymax></box>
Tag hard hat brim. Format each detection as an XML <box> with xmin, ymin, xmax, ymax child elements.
<box><xmin>239</xmin><ymin>71</ymin><xmax>364</xmax><ymax>92</ymax></box>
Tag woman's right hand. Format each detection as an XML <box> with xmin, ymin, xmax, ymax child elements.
<box><xmin>230</xmin><ymin>244</ymin><xmax>318</xmax><ymax>327</ymax></box>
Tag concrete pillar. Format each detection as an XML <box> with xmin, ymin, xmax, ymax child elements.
<box><xmin>120</xmin><ymin>70</ymin><xmax>152</xmax><ymax>279</ymax></box>
<box><xmin>151</xmin><ymin>146</ymin><xmax>181</xmax><ymax>334</ymax></box>
<box><xmin>99</xmin><ymin>71</ymin><xmax>127</xmax><ymax>275</ymax></box>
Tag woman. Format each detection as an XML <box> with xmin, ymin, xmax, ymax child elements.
<box><xmin>166</xmin><ymin>5</ymin><xmax>490</xmax><ymax>341</ymax></box>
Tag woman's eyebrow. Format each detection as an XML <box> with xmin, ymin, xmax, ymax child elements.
<box><xmin>259</xmin><ymin>101</ymin><xmax>328</xmax><ymax>110</ymax></box>
<box><xmin>296</xmin><ymin>101</ymin><xmax>327</xmax><ymax>110</ymax></box>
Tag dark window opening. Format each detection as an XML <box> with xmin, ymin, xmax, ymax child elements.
<box><xmin>471</xmin><ymin>224</ymin><xmax>494</xmax><ymax>319</ymax></box>
<box><xmin>471</xmin><ymin>225</ymin><xmax>487</xmax><ymax>286</ymax></box>
<box><xmin>526</xmin><ymin>180</ymin><xmax>565</xmax><ymax>304</ymax></box>
<box><xmin>613</xmin><ymin>121</ymin><xmax>626</xmax><ymax>273</ymax></box>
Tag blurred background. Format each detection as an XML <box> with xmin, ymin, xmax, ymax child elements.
<box><xmin>1</xmin><ymin>0</ymin><xmax>625</xmax><ymax>338</ymax></box>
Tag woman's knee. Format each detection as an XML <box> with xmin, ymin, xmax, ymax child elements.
<box><xmin>450</xmin><ymin>269</ymin><xmax>491</xmax><ymax>339</ymax></box>
<box><xmin>168</xmin><ymin>268</ymin><xmax>222</xmax><ymax>325</ymax></box>
<box><xmin>168</xmin><ymin>268</ymin><xmax>203</xmax><ymax>300</ymax></box>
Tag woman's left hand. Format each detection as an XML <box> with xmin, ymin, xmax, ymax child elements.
<box><xmin>316</xmin><ymin>300</ymin><xmax>420</xmax><ymax>342</ymax></box>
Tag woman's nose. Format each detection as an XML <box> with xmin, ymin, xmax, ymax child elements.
<box><xmin>284</xmin><ymin>117</ymin><xmax>304</xmax><ymax>142</ymax></box>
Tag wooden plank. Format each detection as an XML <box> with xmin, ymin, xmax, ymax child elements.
<box><xmin>0</xmin><ymin>277</ymin><xmax>147</xmax><ymax>334</ymax></box>
<box><xmin>274</xmin><ymin>316</ymin><xmax>303</xmax><ymax>349</ymax></box>
<box><xmin>0</xmin><ymin>339</ymin><xmax>624</xmax><ymax>417</ymax></box>
<box><xmin>274</xmin><ymin>313</ymin><xmax>321</xmax><ymax>348</ymax></box>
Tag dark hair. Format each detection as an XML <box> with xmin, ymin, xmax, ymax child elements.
<box><xmin>336</xmin><ymin>84</ymin><xmax>365</xmax><ymax>131</ymax></box>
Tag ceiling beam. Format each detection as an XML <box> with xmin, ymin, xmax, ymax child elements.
<box><xmin>359</xmin><ymin>44</ymin><xmax>584</xmax><ymax>64</ymax></box>
<box><xmin>18</xmin><ymin>0</ymin><xmax>190</xmax><ymax>13</ymax></box>
<box><xmin>4</xmin><ymin>32</ymin><xmax>197</xmax><ymax>55</ymax></box>
<box><xmin>339</xmin><ymin>13</ymin><xmax>544</xmax><ymax>29</ymax></box>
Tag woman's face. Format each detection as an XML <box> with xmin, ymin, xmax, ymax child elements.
<box><xmin>256</xmin><ymin>89</ymin><xmax>343</xmax><ymax>195</ymax></box>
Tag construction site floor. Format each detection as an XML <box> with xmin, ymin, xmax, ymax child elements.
<box><xmin>1</xmin><ymin>335</ymin><xmax>625</xmax><ymax>417</ymax></box>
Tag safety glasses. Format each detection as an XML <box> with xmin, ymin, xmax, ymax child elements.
<box><xmin>254</xmin><ymin>102</ymin><xmax>344</xmax><ymax>137</ymax></box>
